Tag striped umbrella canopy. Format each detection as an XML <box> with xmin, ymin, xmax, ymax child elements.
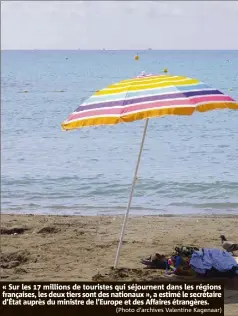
<box><xmin>61</xmin><ymin>73</ymin><xmax>238</xmax><ymax>268</ymax></box>
<box><xmin>61</xmin><ymin>73</ymin><xmax>237</xmax><ymax>131</ymax></box>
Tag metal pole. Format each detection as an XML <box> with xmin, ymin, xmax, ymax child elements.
<box><xmin>114</xmin><ymin>118</ymin><xmax>149</xmax><ymax>268</ymax></box>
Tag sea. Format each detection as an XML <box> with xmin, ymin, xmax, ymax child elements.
<box><xmin>1</xmin><ymin>50</ymin><xmax>238</xmax><ymax>216</ymax></box>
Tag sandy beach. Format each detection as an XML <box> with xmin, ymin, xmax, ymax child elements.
<box><xmin>1</xmin><ymin>214</ymin><xmax>238</xmax><ymax>315</ymax></box>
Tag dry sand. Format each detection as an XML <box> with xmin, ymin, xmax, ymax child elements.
<box><xmin>1</xmin><ymin>214</ymin><xmax>238</xmax><ymax>315</ymax></box>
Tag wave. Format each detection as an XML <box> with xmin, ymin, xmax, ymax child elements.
<box><xmin>168</xmin><ymin>202</ymin><xmax>238</xmax><ymax>209</ymax></box>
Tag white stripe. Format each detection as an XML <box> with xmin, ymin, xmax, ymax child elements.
<box><xmin>90</xmin><ymin>78</ymin><xmax>191</xmax><ymax>97</ymax></box>
<box><xmin>65</xmin><ymin>100</ymin><xmax>234</xmax><ymax>124</ymax></box>
<box><xmin>73</xmin><ymin>94</ymin><xmax>228</xmax><ymax>116</ymax></box>
<box><xmin>122</xmin><ymin>100</ymin><xmax>234</xmax><ymax>116</ymax></box>
<box><xmin>83</xmin><ymin>82</ymin><xmax>205</xmax><ymax>106</ymax></box>
<box><xmin>64</xmin><ymin>104</ymin><xmax>193</xmax><ymax>124</ymax></box>
<box><xmin>82</xmin><ymin>87</ymin><xmax>214</xmax><ymax>106</ymax></box>
<box><xmin>114</xmin><ymin>75</ymin><xmax>179</xmax><ymax>86</ymax></box>
<box><xmin>105</xmin><ymin>77</ymin><xmax>191</xmax><ymax>91</ymax></box>
<box><xmin>65</xmin><ymin>114</ymin><xmax>120</xmax><ymax>123</ymax></box>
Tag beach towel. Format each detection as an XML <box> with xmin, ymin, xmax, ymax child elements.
<box><xmin>190</xmin><ymin>248</ymin><xmax>238</xmax><ymax>275</ymax></box>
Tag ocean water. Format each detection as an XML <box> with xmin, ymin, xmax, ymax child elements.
<box><xmin>1</xmin><ymin>50</ymin><xmax>238</xmax><ymax>216</ymax></box>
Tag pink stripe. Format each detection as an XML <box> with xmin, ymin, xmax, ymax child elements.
<box><xmin>189</xmin><ymin>95</ymin><xmax>232</xmax><ymax>104</ymax></box>
<box><xmin>67</xmin><ymin>108</ymin><xmax>121</xmax><ymax>121</ymax></box>
<box><xmin>66</xmin><ymin>95</ymin><xmax>233</xmax><ymax>122</ymax></box>
<box><xmin>122</xmin><ymin>95</ymin><xmax>232</xmax><ymax>114</ymax></box>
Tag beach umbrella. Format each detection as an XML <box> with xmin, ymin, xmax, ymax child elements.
<box><xmin>61</xmin><ymin>73</ymin><xmax>238</xmax><ymax>268</ymax></box>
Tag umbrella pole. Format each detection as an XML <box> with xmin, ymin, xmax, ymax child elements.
<box><xmin>114</xmin><ymin>118</ymin><xmax>149</xmax><ymax>269</ymax></box>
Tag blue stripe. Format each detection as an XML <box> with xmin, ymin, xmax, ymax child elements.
<box><xmin>75</xmin><ymin>89</ymin><xmax>222</xmax><ymax>113</ymax></box>
<box><xmin>82</xmin><ymin>83</ymin><xmax>211</xmax><ymax>106</ymax></box>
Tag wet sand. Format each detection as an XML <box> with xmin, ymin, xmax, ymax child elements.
<box><xmin>1</xmin><ymin>214</ymin><xmax>238</xmax><ymax>315</ymax></box>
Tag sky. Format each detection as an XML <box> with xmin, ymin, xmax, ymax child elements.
<box><xmin>1</xmin><ymin>1</ymin><xmax>238</xmax><ymax>50</ymax></box>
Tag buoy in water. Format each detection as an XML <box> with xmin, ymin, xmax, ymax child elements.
<box><xmin>229</xmin><ymin>88</ymin><xmax>233</xmax><ymax>91</ymax></box>
<box><xmin>134</xmin><ymin>55</ymin><xmax>139</xmax><ymax>61</ymax></box>
<box><xmin>163</xmin><ymin>68</ymin><xmax>168</xmax><ymax>73</ymax></box>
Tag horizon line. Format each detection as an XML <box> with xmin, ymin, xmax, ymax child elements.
<box><xmin>1</xmin><ymin>49</ymin><xmax>238</xmax><ymax>51</ymax></box>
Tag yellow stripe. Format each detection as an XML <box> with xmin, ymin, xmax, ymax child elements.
<box><xmin>61</xmin><ymin>102</ymin><xmax>238</xmax><ymax>131</ymax></box>
<box><xmin>98</xmin><ymin>75</ymin><xmax>185</xmax><ymax>91</ymax></box>
<box><xmin>229</xmin><ymin>102</ymin><xmax>238</xmax><ymax>109</ymax></box>
<box><xmin>113</xmin><ymin>75</ymin><xmax>179</xmax><ymax>86</ymax></box>
<box><xmin>61</xmin><ymin>116</ymin><xmax>120</xmax><ymax>131</ymax></box>
<box><xmin>121</xmin><ymin>106</ymin><xmax>195</xmax><ymax>122</ymax></box>
<box><xmin>61</xmin><ymin>107</ymin><xmax>194</xmax><ymax>131</ymax></box>
<box><xmin>197</xmin><ymin>101</ymin><xmax>238</xmax><ymax>112</ymax></box>
<box><xmin>95</xmin><ymin>78</ymin><xmax>199</xmax><ymax>96</ymax></box>
<box><xmin>118</xmin><ymin>74</ymin><xmax>173</xmax><ymax>84</ymax></box>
